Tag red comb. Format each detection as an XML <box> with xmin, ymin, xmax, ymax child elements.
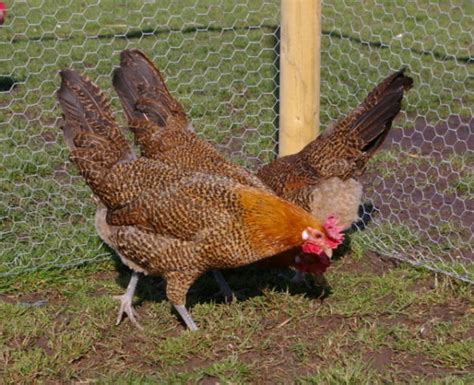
<box><xmin>324</xmin><ymin>214</ymin><xmax>344</xmax><ymax>248</ymax></box>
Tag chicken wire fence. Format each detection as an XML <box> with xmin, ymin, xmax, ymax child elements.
<box><xmin>0</xmin><ymin>1</ymin><xmax>472</xmax><ymax>283</ymax></box>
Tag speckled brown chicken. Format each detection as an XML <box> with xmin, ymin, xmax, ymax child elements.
<box><xmin>56</xmin><ymin>69</ymin><xmax>343</xmax><ymax>330</ymax></box>
<box><xmin>257</xmin><ymin>69</ymin><xmax>413</xmax><ymax>229</ymax></box>
<box><xmin>112</xmin><ymin>49</ymin><xmax>267</xmax><ymax>191</ymax></box>
<box><xmin>254</xmin><ymin>70</ymin><xmax>412</xmax><ymax>280</ymax></box>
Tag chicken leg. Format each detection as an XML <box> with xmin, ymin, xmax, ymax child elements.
<box><xmin>212</xmin><ymin>270</ymin><xmax>244</xmax><ymax>302</ymax></box>
<box><xmin>113</xmin><ymin>271</ymin><xmax>143</xmax><ymax>330</ymax></box>
<box><xmin>174</xmin><ymin>305</ymin><xmax>198</xmax><ymax>331</ymax></box>
<box><xmin>165</xmin><ymin>270</ymin><xmax>201</xmax><ymax>331</ymax></box>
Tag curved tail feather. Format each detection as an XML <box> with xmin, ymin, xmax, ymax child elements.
<box><xmin>112</xmin><ymin>49</ymin><xmax>188</xmax><ymax>129</ymax></box>
<box><xmin>56</xmin><ymin>69</ymin><xmax>134</xmax><ymax>188</ymax></box>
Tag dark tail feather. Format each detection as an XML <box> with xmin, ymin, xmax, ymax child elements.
<box><xmin>353</xmin><ymin>91</ymin><xmax>403</xmax><ymax>155</ymax></box>
<box><xmin>58</xmin><ymin>70</ymin><xmax>117</xmax><ymax>143</ymax></box>
<box><xmin>112</xmin><ymin>49</ymin><xmax>187</xmax><ymax>128</ymax></box>
<box><xmin>351</xmin><ymin>69</ymin><xmax>413</xmax><ymax>155</ymax></box>
<box><xmin>56</xmin><ymin>69</ymin><xmax>134</xmax><ymax>183</ymax></box>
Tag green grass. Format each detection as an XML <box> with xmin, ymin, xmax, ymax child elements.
<box><xmin>0</xmin><ymin>2</ymin><xmax>473</xmax><ymax>382</ymax></box>
<box><xmin>1</xmin><ymin>247</ymin><xmax>473</xmax><ymax>383</ymax></box>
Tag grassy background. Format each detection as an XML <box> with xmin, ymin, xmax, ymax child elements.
<box><xmin>1</xmin><ymin>0</ymin><xmax>472</xmax><ymax>276</ymax></box>
<box><xmin>0</xmin><ymin>1</ymin><xmax>473</xmax><ymax>382</ymax></box>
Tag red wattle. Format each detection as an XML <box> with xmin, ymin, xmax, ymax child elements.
<box><xmin>324</xmin><ymin>214</ymin><xmax>344</xmax><ymax>247</ymax></box>
<box><xmin>302</xmin><ymin>242</ymin><xmax>323</xmax><ymax>255</ymax></box>
<box><xmin>295</xmin><ymin>253</ymin><xmax>331</xmax><ymax>274</ymax></box>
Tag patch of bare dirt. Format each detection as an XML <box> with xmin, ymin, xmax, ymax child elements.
<box><xmin>32</xmin><ymin>336</ymin><xmax>54</xmax><ymax>355</ymax></box>
<box><xmin>201</xmin><ymin>375</ymin><xmax>220</xmax><ymax>385</ymax></box>
<box><xmin>365</xmin><ymin>348</ymin><xmax>455</xmax><ymax>380</ymax></box>
<box><xmin>337</xmin><ymin>250</ymin><xmax>402</xmax><ymax>276</ymax></box>
<box><xmin>364</xmin><ymin>346</ymin><xmax>394</xmax><ymax>371</ymax></box>
<box><xmin>0</xmin><ymin>294</ymin><xmax>16</xmax><ymax>304</ymax></box>
<box><xmin>392</xmin><ymin>352</ymin><xmax>454</xmax><ymax>379</ymax></box>
<box><xmin>362</xmin><ymin>114</ymin><xmax>473</xmax><ymax>261</ymax></box>
<box><xmin>428</xmin><ymin>301</ymin><xmax>469</xmax><ymax>322</ymax></box>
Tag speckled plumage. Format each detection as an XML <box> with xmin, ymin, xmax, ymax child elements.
<box><xmin>106</xmin><ymin>175</ymin><xmax>324</xmax><ymax>304</ymax></box>
<box><xmin>112</xmin><ymin>49</ymin><xmax>268</xmax><ymax>191</ymax></box>
<box><xmin>257</xmin><ymin>69</ymin><xmax>413</xmax><ymax>198</ymax></box>
<box><xmin>256</xmin><ymin>70</ymin><xmax>412</xmax><ymax>273</ymax></box>
<box><xmin>56</xmin><ymin>68</ymin><xmax>332</xmax><ymax>328</ymax></box>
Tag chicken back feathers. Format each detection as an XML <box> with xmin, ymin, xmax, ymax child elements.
<box><xmin>257</xmin><ymin>69</ymin><xmax>413</xmax><ymax>197</ymax></box>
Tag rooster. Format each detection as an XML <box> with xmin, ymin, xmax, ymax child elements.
<box><xmin>56</xmin><ymin>69</ymin><xmax>343</xmax><ymax>330</ymax></box>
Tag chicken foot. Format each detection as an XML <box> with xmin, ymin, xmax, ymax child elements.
<box><xmin>113</xmin><ymin>271</ymin><xmax>143</xmax><ymax>330</ymax></box>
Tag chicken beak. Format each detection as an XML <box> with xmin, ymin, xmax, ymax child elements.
<box><xmin>324</xmin><ymin>247</ymin><xmax>333</xmax><ymax>259</ymax></box>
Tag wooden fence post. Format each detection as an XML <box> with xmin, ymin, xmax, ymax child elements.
<box><xmin>279</xmin><ymin>0</ymin><xmax>321</xmax><ymax>157</ymax></box>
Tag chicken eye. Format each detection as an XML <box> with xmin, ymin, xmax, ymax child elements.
<box><xmin>314</xmin><ymin>232</ymin><xmax>323</xmax><ymax>239</ymax></box>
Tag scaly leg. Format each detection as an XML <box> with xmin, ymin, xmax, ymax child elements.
<box><xmin>174</xmin><ymin>304</ymin><xmax>198</xmax><ymax>331</ymax></box>
<box><xmin>212</xmin><ymin>270</ymin><xmax>240</xmax><ymax>302</ymax></box>
<box><xmin>113</xmin><ymin>271</ymin><xmax>143</xmax><ymax>330</ymax></box>
<box><xmin>165</xmin><ymin>270</ymin><xmax>201</xmax><ymax>331</ymax></box>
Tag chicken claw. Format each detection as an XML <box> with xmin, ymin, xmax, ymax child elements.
<box><xmin>113</xmin><ymin>271</ymin><xmax>143</xmax><ymax>330</ymax></box>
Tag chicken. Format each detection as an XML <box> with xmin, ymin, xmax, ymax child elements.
<box><xmin>112</xmin><ymin>49</ymin><xmax>267</xmax><ymax>191</ymax></box>
<box><xmin>110</xmin><ymin>50</ymin><xmax>412</xmax><ymax>283</ymax></box>
<box><xmin>253</xmin><ymin>70</ymin><xmax>412</xmax><ymax>282</ymax></box>
<box><xmin>56</xmin><ymin>69</ymin><xmax>343</xmax><ymax>330</ymax></box>
<box><xmin>257</xmin><ymin>69</ymin><xmax>413</xmax><ymax>229</ymax></box>
<box><xmin>112</xmin><ymin>49</ymin><xmax>271</xmax><ymax>298</ymax></box>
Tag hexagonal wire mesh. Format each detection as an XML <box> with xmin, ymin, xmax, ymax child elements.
<box><xmin>0</xmin><ymin>1</ymin><xmax>472</xmax><ymax>282</ymax></box>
